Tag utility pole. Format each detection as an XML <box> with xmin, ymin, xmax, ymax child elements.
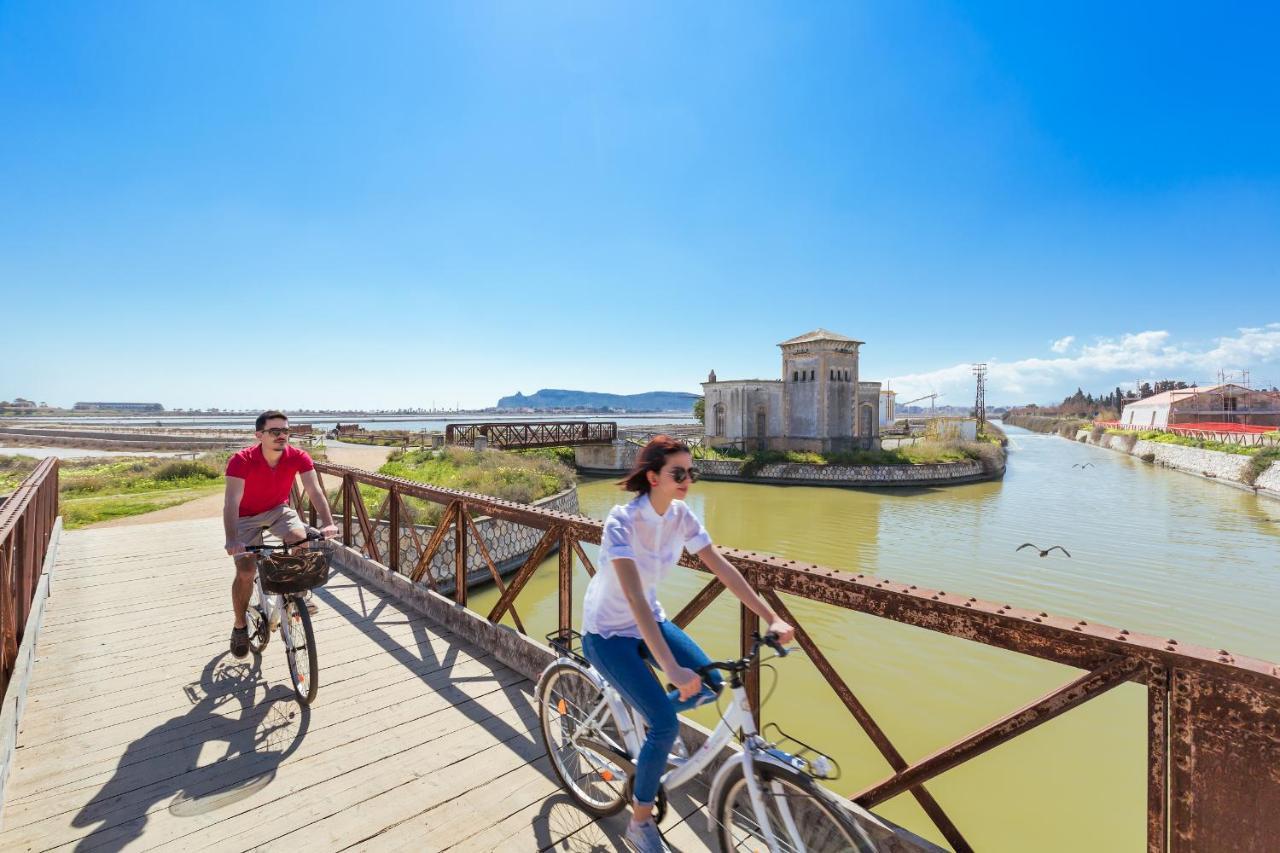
<box><xmin>972</xmin><ymin>364</ymin><xmax>987</xmax><ymax>430</ymax></box>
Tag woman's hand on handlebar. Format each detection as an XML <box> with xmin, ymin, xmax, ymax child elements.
<box><xmin>317</xmin><ymin>525</ymin><xmax>339</xmax><ymax>539</ymax></box>
<box><xmin>666</xmin><ymin>665</ymin><xmax>703</xmax><ymax>701</ymax></box>
<box><xmin>767</xmin><ymin>620</ymin><xmax>795</xmax><ymax>646</ymax></box>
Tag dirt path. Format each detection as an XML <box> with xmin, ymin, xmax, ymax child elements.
<box><xmin>87</xmin><ymin>441</ymin><xmax>392</xmax><ymax>529</ymax></box>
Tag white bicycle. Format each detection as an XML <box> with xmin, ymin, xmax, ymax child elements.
<box><xmin>537</xmin><ymin>631</ymin><xmax>876</xmax><ymax>852</ymax></box>
<box><xmin>243</xmin><ymin>528</ymin><xmax>327</xmax><ymax>705</ymax></box>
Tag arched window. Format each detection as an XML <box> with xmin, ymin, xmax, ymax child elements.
<box><xmin>714</xmin><ymin>403</ymin><xmax>726</xmax><ymax>436</ymax></box>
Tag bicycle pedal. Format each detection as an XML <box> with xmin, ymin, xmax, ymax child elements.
<box><xmin>670</xmin><ymin>736</ymin><xmax>689</xmax><ymax>760</ymax></box>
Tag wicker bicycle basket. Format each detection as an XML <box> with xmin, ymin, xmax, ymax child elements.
<box><xmin>259</xmin><ymin>549</ymin><xmax>330</xmax><ymax>594</ymax></box>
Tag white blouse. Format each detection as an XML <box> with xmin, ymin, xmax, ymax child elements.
<box><xmin>582</xmin><ymin>493</ymin><xmax>713</xmax><ymax>639</ymax></box>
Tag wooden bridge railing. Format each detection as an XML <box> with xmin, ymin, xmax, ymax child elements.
<box><xmin>0</xmin><ymin>458</ymin><xmax>58</xmax><ymax>703</ymax></box>
<box><xmin>300</xmin><ymin>461</ymin><xmax>1280</xmax><ymax>852</ymax></box>
<box><xmin>444</xmin><ymin>421</ymin><xmax>616</xmax><ymax>449</ymax></box>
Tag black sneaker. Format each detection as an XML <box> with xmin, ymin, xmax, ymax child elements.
<box><xmin>230</xmin><ymin>626</ymin><xmax>250</xmax><ymax>658</ymax></box>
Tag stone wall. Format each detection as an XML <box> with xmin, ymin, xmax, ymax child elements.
<box><xmin>693</xmin><ymin>457</ymin><xmax>993</xmax><ymax>486</ymax></box>
<box><xmin>575</xmin><ymin>441</ymin><xmax>997</xmax><ymax>486</ymax></box>
<box><xmin>1078</xmin><ymin>430</ymin><xmax>1280</xmax><ymax>499</ymax></box>
<box><xmin>339</xmin><ymin>487</ymin><xmax>579</xmax><ymax>593</ymax></box>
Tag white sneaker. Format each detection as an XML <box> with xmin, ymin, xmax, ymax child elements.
<box><xmin>624</xmin><ymin>819</ymin><xmax>670</xmax><ymax>853</ymax></box>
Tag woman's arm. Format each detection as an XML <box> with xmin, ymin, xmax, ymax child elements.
<box><xmin>613</xmin><ymin>557</ymin><xmax>703</xmax><ymax>699</ymax></box>
<box><xmin>696</xmin><ymin>544</ymin><xmax>795</xmax><ymax>644</ymax></box>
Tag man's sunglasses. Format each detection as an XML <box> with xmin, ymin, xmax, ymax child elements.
<box><xmin>262</xmin><ymin>428</ymin><xmax>291</xmax><ymax>437</ymax></box>
<box><xmin>668</xmin><ymin>466</ymin><xmax>701</xmax><ymax>484</ymax></box>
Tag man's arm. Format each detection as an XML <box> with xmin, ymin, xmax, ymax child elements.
<box><xmin>224</xmin><ymin>477</ymin><xmax>246</xmax><ymax>555</ymax></box>
<box><xmin>299</xmin><ymin>470</ymin><xmax>337</xmax><ymax>531</ymax></box>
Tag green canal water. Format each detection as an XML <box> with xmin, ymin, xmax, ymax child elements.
<box><xmin>469</xmin><ymin>424</ymin><xmax>1280</xmax><ymax>851</ymax></box>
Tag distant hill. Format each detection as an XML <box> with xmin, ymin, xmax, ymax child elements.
<box><xmin>496</xmin><ymin>389</ymin><xmax>698</xmax><ymax>413</ymax></box>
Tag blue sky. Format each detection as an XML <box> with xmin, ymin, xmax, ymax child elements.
<box><xmin>2</xmin><ymin>2</ymin><xmax>1278</xmax><ymax>409</ymax></box>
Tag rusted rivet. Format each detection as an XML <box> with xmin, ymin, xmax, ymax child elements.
<box><xmin>931</xmin><ymin>595</ymin><xmax>938</xmax><ymax>600</ymax></box>
<box><xmin>1120</xmin><ymin>629</ymin><xmax>1129</xmax><ymax>635</ymax></box>
<box><xmin>1034</xmin><ymin>617</ymin><xmax>1042</xmax><ymax>622</ymax></box>
<box><xmin>1167</xmin><ymin>639</ymin><xmax>1177</xmax><ymax>645</ymax></box>
<box><xmin>910</xmin><ymin>585</ymin><xmax>917</xmax><ymax>590</ymax></box>
<box><xmin>1165</xmin><ymin>645</ymin><xmax>1175</xmax><ymax>651</ymax></box>
<box><xmin>1117</xmin><ymin>636</ymin><xmax>1127</xmax><ymax>641</ymax></box>
<box><xmin>1219</xmin><ymin>649</ymin><xmax>1229</xmax><ymax>655</ymax></box>
<box><xmin>1039</xmin><ymin>612</ymin><xmax>1048</xmax><ymax>617</ymax></box>
<box><xmin>1073</xmin><ymin>626</ymin><xmax>1082</xmax><ymax>631</ymax></box>
<box><xmin>938</xmin><ymin>590</ymin><xmax>945</xmax><ymax>595</ymax></box>
<box><xmin>964</xmin><ymin>602</ymin><xmax>972</xmax><ymax>607</ymax></box>
<box><xmin>1078</xmin><ymin>620</ymin><xmax>1087</xmax><ymax>625</ymax></box>
<box><xmin>969</xmin><ymin>597</ymin><xmax>976</xmax><ymax>602</ymax></box>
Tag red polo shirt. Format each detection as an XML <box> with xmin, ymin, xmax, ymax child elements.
<box><xmin>225</xmin><ymin>444</ymin><xmax>315</xmax><ymax>517</ymax></box>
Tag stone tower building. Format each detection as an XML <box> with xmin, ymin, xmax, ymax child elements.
<box><xmin>701</xmin><ymin>329</ymin><xmax>881</xmax><ymax>452</ymax></box>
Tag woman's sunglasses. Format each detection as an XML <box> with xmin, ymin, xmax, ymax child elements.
<box><xmin>668</xmin><ymin>466</ymin><xmax>701</xmax><ymax>484</ymax></box>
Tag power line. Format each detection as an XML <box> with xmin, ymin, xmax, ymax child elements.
<box><xmin>972</xmin><ymin>364</ymin><xmax>987</xmax><ymax>429</ymax></box>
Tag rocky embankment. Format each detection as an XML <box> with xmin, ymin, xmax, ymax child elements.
<box><xmin>1003</xmin><ymin>415</ymin><xmax>1280</xmax><ymax>499</ymax></box>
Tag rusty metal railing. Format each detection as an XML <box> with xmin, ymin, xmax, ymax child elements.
<box><xmin>302</xmin><ymin>461</ymin><xmax>1280</xmax><ymax>852</ymax></box>
<box><xmin>0</xmin><ymin>458</ymin><xmax>58</xmax><ymax>703</ymax></box>
<box><xmin>444</xmin><ymin>421</ymin><xmax>617</xmax><ymax>449</ymax></box>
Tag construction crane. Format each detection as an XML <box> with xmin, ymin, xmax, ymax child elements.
<box><xmin>899</xmin><ymin>393</ymin><xmax>942</xmax><ymax>418</ymax></box>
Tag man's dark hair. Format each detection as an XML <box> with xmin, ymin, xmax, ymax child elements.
<box><xmin>255</xmin><ymin>410</ymin><xmax>288</xmax><ymax>431</ymax></box>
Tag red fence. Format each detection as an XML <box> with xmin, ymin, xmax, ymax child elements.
<box><xmin>0</xmin><ymin>458</ymin><xmax>58</xmax><ymax>703</ymax></box>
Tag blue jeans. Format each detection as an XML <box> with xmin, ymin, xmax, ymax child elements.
<box><xmin>582</xmin><ymin>621</ymin><xmax>723</xmax><ymax>806</ymax></box>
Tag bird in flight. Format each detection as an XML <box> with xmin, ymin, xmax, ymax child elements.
<box><xmin>1017</xmin><ymin>543</ymin><xmax>1071</xmax><ymax>558</ymax></box>
<box><xmin>1072</xmin><ymin>463</ymin><xmax>1095</xmax><ymax>469</ymax></box>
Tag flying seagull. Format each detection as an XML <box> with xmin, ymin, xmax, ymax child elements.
<box><xmin>1017</xmin><ymin>543</ymin><xmax>1071</xmax><ymax>558</ymax></box>
<box><xmin>1072</xmin><ymin>463</ymin><xmax>1095</xmax><ymax>469</ymax></box>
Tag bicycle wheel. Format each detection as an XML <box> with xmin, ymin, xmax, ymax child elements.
<box><xmin>281</xmin><ymin>595</ymin><xmax>318</xmax><ymax>705</ymax></box>
<box><xmin>537</xmin><ymin>662</ymin><xmax>628</xmax><ymax>817</ymax></box>
<box><xmin>714</xmin><ymin>763</ymin><xmax>875</xmax><ymax>853</ymax></box>
<box><xmin>245</xmin><ymin>585</ymin><xmax>269</xmax><ymax>653</ymax></box>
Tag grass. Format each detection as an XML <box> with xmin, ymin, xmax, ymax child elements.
<box><xmin>1243</xmin><ymin>448</ymin><xmax>1280</xmax><ymax>486</ymax></box>
<box><xmin>0</xmin><ymin>454</ymin><xmax>40</xmax><ymax>493</ymax></box>
<box><xmin>344</xmin><ymin>447</ymin><xmax>577</xmax><ymax>526</ymax></box>
<box><xmin>3</xmin><ymin>443</ymin><xmax>330</xmax><ymax>529</ymax></box>
<box><xmin>695</xmin><ymin>439</ymin><xmax>1003</xmax><ymax>477</ymax></box>
<box><xmin>1132</xmin><ymin>431</ymin><xmax>1257</xmax><ymax>455</ymax></box>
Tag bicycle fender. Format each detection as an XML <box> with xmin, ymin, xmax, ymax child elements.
<box><xmin>705</xmin><ymin>750</ymin><xmax>800</xmax><ymax>833</ymax></box>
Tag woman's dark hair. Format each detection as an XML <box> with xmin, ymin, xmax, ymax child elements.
<box><xmin>619</xmin><ymin>435</ymin><xmax>691</xmax><ymax>493</ymax></box>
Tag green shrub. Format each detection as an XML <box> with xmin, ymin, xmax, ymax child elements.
<box><xmin>1243</xmin><ymin>448</ymin><xmax>1280</xmax><ymax>486</ymax></box>
<box><xmin>154</xmin><ymin>460</ymin><xmax>219</xmax><ymax>482</ymax></box>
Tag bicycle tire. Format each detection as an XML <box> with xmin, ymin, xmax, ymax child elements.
<box><xmin>536</xmin><ymin>662</ymin><xmax>628</xmax><ymax>817</ymax></box>
<box><xmin>245</xmin><ymin>602</ymin><xmax>269</xmax><ymax>654</ymax></box>
<box><xmin>281</xmin><ymin>595</ymin><xmax>318</xmax><ymax>705</ymax></box>
<box><xmin>713</xmin><ymin>762</ymin><xmax>876</xmax><ymax>853</ymax></box>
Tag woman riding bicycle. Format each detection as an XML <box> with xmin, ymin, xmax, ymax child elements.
<box><xmin>581</xmin><ymin>435</ymin><xmax>795</xmax><ymax>853</ymax></box>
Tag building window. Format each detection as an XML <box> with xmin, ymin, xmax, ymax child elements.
<box><xmin>714</xmin><ymin>404</ymin><xmax>726</xmax><ymax>436</ymax></box>
<box><xmin>809</xmin><ymin>370</ymin><xmax>815</xmax><ymax>381</ymax></box>
<box><xmin>860</xmin><ymin>404</ymin><xmax>874</xmax><ymax>436</ymax></box>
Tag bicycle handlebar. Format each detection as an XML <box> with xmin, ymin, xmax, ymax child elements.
<box><xmin>244</xmin><ymin>528</ymin><xmax>329</xmax><ymax>553</ymax></box>
<box><xmin>695</xmin><ymin>632</ymin><xmax>789</xmax><ymax>680</ymax></box>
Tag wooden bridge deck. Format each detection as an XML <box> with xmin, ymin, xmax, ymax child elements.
<box><xmin>0</xmin><ymin>518</ymin><xmax>717</xmax><ymax>852</ymax></box>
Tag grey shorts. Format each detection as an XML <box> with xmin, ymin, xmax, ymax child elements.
<box><xmin>235</xmin><ymin>505</ymin><xmax>307</xmax><ymax>548</ymax></box>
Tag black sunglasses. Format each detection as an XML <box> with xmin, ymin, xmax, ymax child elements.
<box><xmin>668</xmin><ymin>465</ymin><xmax>701</xmax><ymax>484</ymax></box>
<box><xmin>262</xmin><ymin>427</ymin><xmax>291</xmax><ymax>437</ymax></box>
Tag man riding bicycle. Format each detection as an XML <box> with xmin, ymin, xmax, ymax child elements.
<box><xmin>224</xmin><ymin>411</ymin><xmax>338</xmax><ymax>658</ymax></box>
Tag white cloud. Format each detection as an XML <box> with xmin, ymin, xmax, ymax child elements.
<box><xmin>887</xmin><ymin>324</ymin><xmax>1280</xmax><ymax>404</ymax></box>
<box><xmin>1050</xmin><ymin>336</ymin><xmax>1075</xmax><ymax>354</ymax></box>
